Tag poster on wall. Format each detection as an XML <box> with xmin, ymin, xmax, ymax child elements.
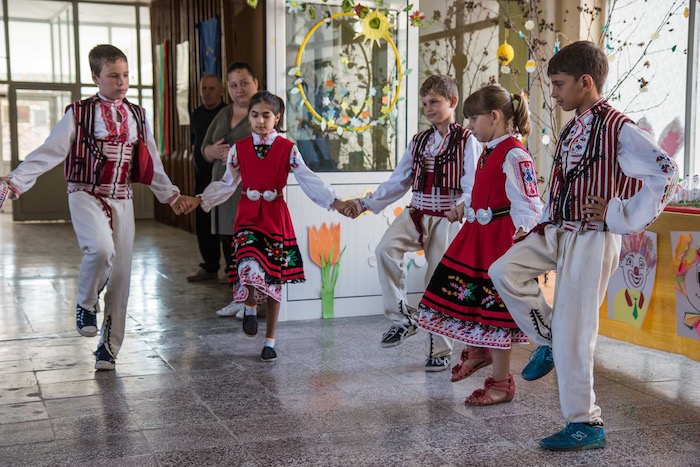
<box><xmin>671</xmin><ymin>232</ymin><xmax>700</xmax><ymax>340</ymax></box>
<box><xmin>198</xmin><ymin>17</ymin><xmax>220</xmax><ymax>77</ymax></box>
<box><xmin>175</xmin><ymin>41</ymin><xmax>190</xmax><ymax>126</ymax></box>
<box><xmin>606</xmin><ymin>231</ymin><xmax>658</xmax><ymax>330</ymax></box>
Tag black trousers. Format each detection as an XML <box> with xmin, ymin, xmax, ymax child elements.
<box><xmin>195</xmin><ymin>176</ymin><xmax>234</xmax><ymax>273</ymax></box>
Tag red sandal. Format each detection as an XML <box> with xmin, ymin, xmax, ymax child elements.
<box><xmin>465</xmin><ymin>374</ymin><xmax>515</xmax><ymax>406</ymax></box>
<box><xmin>450</xmin><ymin>346</ymin><xmax>493</xmax><ymax>382</ymax></box>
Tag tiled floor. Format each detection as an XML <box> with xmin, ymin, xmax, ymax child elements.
<box><xmin>1</xmin><ymin>214</ymin><xmax>699</xmax><ymax>466</ymax></box>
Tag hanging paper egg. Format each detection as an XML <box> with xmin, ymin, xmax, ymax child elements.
<box><xmin>497</xmin><ymin>38</ymin><xmax>515</xmax><ymax>65</ymax></box>
<box><xmin>525</xmin><ymin>60</ymin><xmax>536</xmax><ymax>73</ymax></box>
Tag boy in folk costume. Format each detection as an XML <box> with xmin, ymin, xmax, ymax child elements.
<box><xmin>349</xmin><ymin>75</ymin><xmax>481</xmax><ymax>371</ymax></box>
<box><xmin>1</xmin><ymin>45</ymin><xmax>183</xmax><ymax>370</ymax></box>
<box><xmin>489</xmin><ymin>41</ymin><xmax>678</xmax><ymax>450</ymax></box>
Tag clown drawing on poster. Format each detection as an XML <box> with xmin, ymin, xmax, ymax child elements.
<box><xmin>607</xmin><ymin>232</ymin><xmax>658</xmax><ymax>330</ymax></box>
<box><xmin>671</xmin><ymin>232</ymin><xmax>700</xmax><ymax>340</ymax></box>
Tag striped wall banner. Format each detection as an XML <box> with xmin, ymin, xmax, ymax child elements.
<box><xmin>155</xmin><ymin>42</ymin><xmax>170</xmax><ymax>155</ymax></box>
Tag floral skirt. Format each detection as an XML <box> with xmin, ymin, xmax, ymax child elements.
<box><xmin>233</xmin><ymin>258</ymin><xmax>283</xmax><ymax>303</ymax></box>
<box><xmin>418</xmin><ymin>307</ymin><xmax>528</xmax><ymax>349</ymax></box>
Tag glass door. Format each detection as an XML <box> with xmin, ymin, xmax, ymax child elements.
<box><xmin>10</xmin><ymin>87</ymin><xmax>74</xmax><ymax>221</ymax></box>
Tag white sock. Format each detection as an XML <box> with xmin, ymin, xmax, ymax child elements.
<box><xmin>263</xmin><ymin>339</ymin><xmax>275</xmax><ymax>348</ymax></box>
<box><xmin>244</xmin><ymin>305</ymin><xmax>256</xmax><ymax>316</ymax></box>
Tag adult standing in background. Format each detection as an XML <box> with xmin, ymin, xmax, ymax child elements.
<box><xmin>187</xmin><ymin>74</ymin><xmax>226</xmax><ymax>282</ymax></box>
<box><xmin>201</xmin><ymin>62</ymin><xmax>259</xmax><ymax>317</ymax></box>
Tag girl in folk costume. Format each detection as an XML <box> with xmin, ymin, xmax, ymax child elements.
<box><xmin>0</xmin><ymin>45</ymin><xmax>183</xmax><ymax>371</ymax></box>
<box><xmin>181</xmin><ymin>91</ymin><xmax>350</xmax><ymax>361</ymax></box>
<box><xmin>418</xmin><ymin>85</ymin><xmax>543</xmax><ymax>405</ymax></box>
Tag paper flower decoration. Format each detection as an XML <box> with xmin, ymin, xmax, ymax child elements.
<box><xmin>410</xmin><ymin>10</ymin><xmax>425</xmax><ymax>27</ymax></box>
<box><xmin>355</xmin><ymin>8</ymin><xmax>394</xmax><ymax>50</ymax></box>
<box><xmin>286</xmin><ymin>0</ymin><xmax>302</xmax><ymax>14</ymax></box>
<box><xmin>524</xmin><ymin>19</ymin><xmax>535</xmax><ymax>31</ymax></box>
<box><xmin>500</xmin><ymin>64</ymin><xmax>511</xmax><ymax>74</ymax></box>
<box><xmin>542</xmin><ymin>134</ymin><xmax>551</xmax><ymax>145</ymax></box>
<box><xmin>526</xmin><ymin>59</ymin><xmax>537</xmax><ymax>73</ymax></box>
<box><xmin>308</xmin><ymin>223</ymin><xmax>346</xmax><ymax>319</ymax></box>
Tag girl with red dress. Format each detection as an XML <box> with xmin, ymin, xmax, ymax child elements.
<box><xmin>182</xmin><ymin>91</ymin><xmax>350</xmax><ymax>361</ymax></box>
<box><xmin>417</xmin><ymin>85</ymin><xmax>543</xmax><ymax>405</ymax></box>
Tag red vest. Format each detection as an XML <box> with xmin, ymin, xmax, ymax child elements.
<box><xmin>410</xmin><ymin>124</ymin><xmax>472</xmax><ymax>192</ymax></box>
<box><xmin>64</xmin><ymin>96</ymin><xmax>153</xmax><ymax>189</ymax></box>
<box><xmin>548</xmin><ymin>100</ymin><xmax>641</xmax><ymax>224</ymax></box>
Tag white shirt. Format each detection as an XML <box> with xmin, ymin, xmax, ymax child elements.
<box><xmin>7</xmin><ymin>93</ymin><xmax>180</xmax><ymax>204</ymax></box>
<box><xmin>198</xmin><ymin>130</ymin><xmax>337</xmax><ymax>212</ymax></box>
<box><xmin>360</xmin><ymin>127</ymin><xmax>481</xmax><ymax>213</ymax></box>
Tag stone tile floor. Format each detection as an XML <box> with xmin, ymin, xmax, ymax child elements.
<box><xmin>0</xmin><ymin>215</ymin><xmax>699</xmax><ymax>466</ymax></box>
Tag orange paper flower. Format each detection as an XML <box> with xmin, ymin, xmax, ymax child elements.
<box><xmin>308</xmin><ymin>223</ymin><xmax>341</xmax><ymax>267</ymax></box>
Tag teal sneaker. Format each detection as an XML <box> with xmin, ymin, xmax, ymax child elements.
<box><xmin>521</xmin><ymin>345</ymin><xmax>554</xmax><ymax>381</ymax></box>
<box><xmin>540</xmin><ymin>423</ymin><xmax>605</xmax><ymax>451</ymax></box>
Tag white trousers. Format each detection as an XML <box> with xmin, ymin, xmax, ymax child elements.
<box><xmin>489</xmin><ymin>224</ymin><xmax>620</xmax><ymax>424</ymax></box>
<box><xmin>69</xmin><ymin>191</ymin><xmax>134</xmax><ymax>357</ymax></box>
<box><xmin>375</xmin><ymin>209</ymin><xmax>460</xmax><ymax>358</ymax></box>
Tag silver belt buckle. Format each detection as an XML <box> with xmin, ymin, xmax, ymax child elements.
<box><xmin>465</xmin><ymin>207</ymin><xmax>493</xmax><ymax>225</ymax></box>
<box><xmin>246</xmin><ymin>188</ymin><xmax>261</xmax><ymax>201</ymax></box>
<box><xmin>476</xmin><ymin>207</ymin><xmax>493</xmax><ymax>225</ymax></box>
<box><xmin>262</xmin><ymin>189</ymin><xmax>278</xmax><ymax>202</ymax></box>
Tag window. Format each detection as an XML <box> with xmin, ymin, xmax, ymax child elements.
<box><xmin>606</xmin><ymin>2</ymin><xmax>689</xmax><ymax>175</ymax></box>
<box><xmin>416</xmin><ymin>1</ymin><xmax>500</xmax><ymax>131</ymax></box>
<box><xmin>284</xmin><ymin>2</ymin><xmax>407</xmax><ymax>172</ymax></box>
<box><xmin>8</xmin><ymin>1</ymin><xmax>75</xmax><ymax>83</ymax></box>
<box><xmin>78</xmin><ymin>3</ymin><xmax>138</xmax><ymax>85</ymax></box>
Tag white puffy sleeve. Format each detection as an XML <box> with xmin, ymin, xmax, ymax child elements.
<box><xmin>503</xmin><ymin>147</ymin><xmax>544</xmax><ymax>234</ymax></box>
<box><xmin>457</xmin><ymin>133</ymin><xmax>481</xmax><ymax>207</ymax></box>
<box><xmin>604</xmin><ymin>123</ymin><xmax>679</xmax><ymax>234</ymax></box>
<box><xmin>198</xmin><ymin>143</ymin><xmax>242</xmax><ymax>212</ymax></box>
<box><xmin>6</xmin><ymin>109</ymin><xmax>76</xmax><ymax>195</ymax></box>
<box><xmin>290</xmin><ymin>144</ymin><xmax>337</xmax><ymax>209</ymax></box>
<box><xmin>360</xmin><ymin>140</ymin><xmax>415</xmax><ymax>213</ymax></box>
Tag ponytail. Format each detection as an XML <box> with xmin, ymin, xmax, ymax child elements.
<box><xmin>511</xmin><ymin>92</ymin><xmax>531</xmax><ymax>138</ymax></box>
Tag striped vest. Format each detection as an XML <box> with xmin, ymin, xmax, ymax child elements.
<box><xmin>410</xmin><ymin>124</ymin><xmax>472</xmax><ymax>192</ymax></box>
<box><xmin>64</xmin><ymin>96</ymin><xmax>148</xmax><ymax>188</ymax></box>
<box><xmin>548</xmin><ymin>100</ymin><xmax>642</xmax><ymax>224</ymax></box>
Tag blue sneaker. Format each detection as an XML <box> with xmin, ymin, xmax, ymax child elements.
<box><xmin>94</xmin><ymin>343</ymin><xmax>116</xmax><ymax>371</ymax></box>
<box><xmin>76</xmin><ymin>304</ymin><xmax>98</xmax><ymax>337</ymax></box>
<box><xmin>521</xmin><ymin>345</ymin><xmax>554</xmax><ymax>381</ymax></box>
<box><xmin>540</xmin><ymin>423</ymin><xmax>605</xmax><ymax>451</ymax></box>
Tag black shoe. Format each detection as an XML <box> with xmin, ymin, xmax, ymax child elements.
<box><xmin>380</xmin><ymin>322</ymin><xmax>418</xmax><ymax>348</ymax></box>
<box><xmin>76</xmin><ymin>304</ymin><xmax>98</xmax><ymax>337</ymax></box>
<box><xmin>242</xmin><ymin>314</ymin><xmax>258</xmax><ymax>336</ymax></box>
<box><xmin>425</xmin><ymin>355</ymin><xmax>451</xmax><ymax>372</ymax></box>
<box><xmin>94</xmin><ymin>343</ymin><xmax>116</xmax><ymax>371</ymax></box>
<box><xmin>261</xmin><ymin>346</ymin><xmax>277</xmax><ymax>362</ymax></box>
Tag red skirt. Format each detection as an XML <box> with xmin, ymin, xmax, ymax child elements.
<box><xmin>229</xmin><ymin>195</ymin><xmax>305</xmax><ymax>286</ymax></box>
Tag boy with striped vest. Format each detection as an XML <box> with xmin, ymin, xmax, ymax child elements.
<box><xmin>349</xmin><ymin>75</ymin><xmax>481</xmax><ymax>371</ymax></box>
<box><xmin>2</xmin><ymin>45</ymin><xmax>183</xmax><ymax>370</ymax></box>
<box><xmin>489</xmin><ymin>41</ymin><xmax>678</xmax><ymax>450</ymax></box>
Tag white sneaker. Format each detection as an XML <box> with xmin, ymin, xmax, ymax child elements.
<box><xmin>215</xmin><ymin>301</ymin><xmax>245</xmax><ymax>317</ymax></box>
<box><xmin>235</xmin><ymin>308</ymin><xmax>245</xmax><ymax>320</ymax></box>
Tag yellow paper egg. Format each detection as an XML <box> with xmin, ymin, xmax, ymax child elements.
<box><xmin>525</xmin><ymin>59</ymin><xmax>536</xmax><ymax>73</ymax></box>
<box><xmin>497</xmin><ymin>39</ymin><xmax>514</xmax><ymax>65</ymax></box>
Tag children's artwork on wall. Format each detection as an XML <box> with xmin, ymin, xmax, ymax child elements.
<box><xmin>308</xmin><ymin>223</ymin><xmax>345</xmax><ymax>319</ymax></box>
<box><xmin>670</xmin><ymin>232</ymin><xmax>700</xmax><ymax>340</ymax></box>
<box><xmin>607</xmin><ymin>231</ymin><xmax>658</xmax><ymax>330</ymax></box>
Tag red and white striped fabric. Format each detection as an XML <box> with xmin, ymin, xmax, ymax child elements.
<box><xmin>547</xmin><ymin>99</ymin><xmax>640</xmax><ymax>229</ymax></box>
<box><xmin>67</xmin><ymin>141</ymin><xmax>133</xmax><ymax>199</ymax></box>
